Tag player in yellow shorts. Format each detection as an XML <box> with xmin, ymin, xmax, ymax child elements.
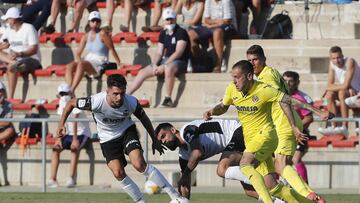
<box><xmin>246</xmin><ymin>44</ymin><xmax>327</xmax><ymax>203</ymax></box>
<box><xmin>203</xmin><ymin>60</ymin><xmax>332</xmax><ymax>203</ymax></box>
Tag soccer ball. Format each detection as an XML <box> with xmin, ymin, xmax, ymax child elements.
<box><xmin>170</xmin><ymin>197</ymin><xmax>191</xmax><ymax>203</ymax></box>
<box><xmin>144</xmin><ymin>180</ymin><xmax>161</xmax><ymax>195</ymax></box>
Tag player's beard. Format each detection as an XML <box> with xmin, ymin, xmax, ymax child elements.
<box><xmin>164</xmin><ymin>139</ymin><xmax>178</xmax><ymax>151</ymax></box>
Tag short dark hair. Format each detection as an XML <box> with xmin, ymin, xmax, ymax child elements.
<box><xmin>246</xmin><ymin>45</ymin><xmax>265</xmax><ymax>59</ymax></box>
<box><xmin>155</xmin><ymin>123</ymin><xmax>173</xmax><ymax>136</ymax></box>
<box><xmin>232</xmin><ymin>60</ymin><xmax>254</xmax><ymax>75</ymax></box>
<box><xmin>107</xmin><ymin>74</ymin><xmax>127</xmax><ymax>88</ymax></box>
<box><xmin>329</xmin><ymin>46</ymin><xmax>342</xmax><ymax>54</ymax></box>
<box><xmin>283</xmin><ymin>71</ymin><xmax>299</xmax><ymax>81</ymax></box>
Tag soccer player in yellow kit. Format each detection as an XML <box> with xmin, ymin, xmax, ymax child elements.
<box><xmin>246</xmin><ymin>45</ymin><xmax>326</xmax><ymax>203</ymax></box>
<box><xmin>203</xmin><ymin>60</ymin><xmax>332</xmax><ymax>203</ymax></box>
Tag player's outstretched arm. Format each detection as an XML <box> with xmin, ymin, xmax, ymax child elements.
<box><xmin>203</xmin><ymin>103</ymin><xmax>229</xmax><ymax>120</ymax></box>
<box><xmin>134</xmin><ymin>104</ymin><xmax>165</xmax><ymax>155</ymax></box>
<box><xmin>57</xmin><ymin>98</ymin><xmax>77</xmax><ymax>138</ymax></box>
<box><xmin>282</xmin><ymin>94</ymin><xmax>334</xmax><ymax>120</ymax></box>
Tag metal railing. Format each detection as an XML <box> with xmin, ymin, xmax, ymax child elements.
<box><xmin>0</xmin><ymin>116</ymin><xmax>359</xmax><ymax>193</ymax></box>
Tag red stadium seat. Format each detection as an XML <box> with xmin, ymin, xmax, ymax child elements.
<box><xmin>112</xmin><ymin>32</ymin><xmax>137</xmax><ymax>43</ymax></box>
<box><xmin>138</xmin><ymin>32</ymin><xmax>160</xmax><ymax>43</ymax></box>
<box><xmin>332</xmin><ymin>136</ymin><xmax>359</xmax><ymax>148</ymax></box>
<box><xmin>105</xmin><ymin>68</ymin><xmax>127</xmax><ymax>76</ymax></box>
<box><xmin>46</xmin><ymin>64</ymin><xmax>67</xmax><ymax>72</ymax></box>
<box><xmin>42</xmin><ymin>99</ymin><xmax>59</xmax><ymax>111</ymax></box>
<box><xmin>308</xmin><ymin>136</ymin><xmax>330</xmax><ymax>147</ymax></box>
<box><xmin>33</xmin><ymin>69</ymin><xmax>53</xmax><ymax>77</ymax></box>
<box><xmin>15</xmin><ymin>137</ymin><xmax>38</xmax><ymax>145</ymax></box>
<box><xmin>39</xmin><ymin>32</ymin><xmax>63</xmax><ymax>43</ymax></box>
<box><xmin>7</xmin><ymin>98</ymin><xmax>22</xmax><ymax>104</ymax></box>
<box><xmin>12</xmin><ymin>103</ymin><xmax>33</xmax><ymax>111</ymax></box>
<box><xmin>124</xmin><ymin>64</ymin><xmax>142</xmax><ymax>76</ymax></box>
<box><xmin>313</xmin><ymin>100</ymin><xmax>328</xmax><ymax>111</ymax></box>
<box><xmin>39</xmin><ymin>133</ymin><xmax>56</xmax><ymax>145</ymax></box>
<box><xmin>139</xmin><ymin>99</ymin><xmax>150</xmax><ymax>108</ymax></box>
<box><xmin>96</xmin><ymin>1</ymin><xmax>106</xmax><ymax>8</ymax></box>
<box><xmin>64</xmin><ymin>32</ymin><xmax>84</xmax><ymax>43</ymax></box>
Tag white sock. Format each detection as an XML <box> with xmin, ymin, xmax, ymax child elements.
<box><xmin>119</xmin><ymin>176</ymin><xmax>146</xmax><ymax>203</ymax></box>
<box><xmin>224</xmin><ymin>166</ymin><xmax>251</xmax><ymax>184</ymax></box>
<box><xmin>273</xmin><ymin>198</ymin><xmax>286</xmax><ymax>203</ymax></box>
<box><xmin>143</xmin><ymin>164</ymin><xmax>180</xmax><ymax>199</ymax></box>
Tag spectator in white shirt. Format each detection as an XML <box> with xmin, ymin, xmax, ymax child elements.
<box><xmin>0</xmin><ymin>7</ymin><xmax>41</xmax><ymax>102</ymax></box>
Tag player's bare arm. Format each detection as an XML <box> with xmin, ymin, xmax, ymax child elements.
<box><xmin>280</xmin><ymin>95</ymin><xmax>308</xmax><ymax>144</ymax></box>
<box><xmin>203</xmin><ymin>103</ymin><xmax>229</xmax><ymax>120</ymax></box>
<box><xmin>283</xmin><ymin>94</ymin><xmax>334</xmax><ymax>120</ymax></box>
<box><xmin>134</xmin><ymin>102</ymin><xmax>165</xmax><ymax>155</ymax></box>
<box><xmin>56</xmin><ymin>98</ymin><xmax>77</xmax><ymax>138</ymax></box>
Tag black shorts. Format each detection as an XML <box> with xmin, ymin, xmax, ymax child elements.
<box><xmin>223</xmin><ymin>126</ymin><xmax>245</xmax><ymax>152</ymax></box>
<box><xmin>100</xmin><ymin>125</ymin><xmax>143</xmax><ymax>166</ymax></box>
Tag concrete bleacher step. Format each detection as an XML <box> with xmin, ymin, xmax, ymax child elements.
<box><xmin>2</xmin><ymin>72</ymin><xmax>328</xmax><ymax>109</ymax></box>
<box><xmin>293</xmin><ymin>22</ymin><xmax>360</xmax><ymax>39</ymax></box>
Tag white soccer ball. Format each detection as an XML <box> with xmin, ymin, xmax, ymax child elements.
<box><xmin>170</xmin><ymin>197</ymin><xmax>191</xmax><ymax>203</ymax></box>
<box><xmin>144</xmin><ymin>180</ymin><xmax>161</xmax><ymax>195</ymax></box>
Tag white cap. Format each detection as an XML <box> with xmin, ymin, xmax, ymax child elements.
<box><xmin>88</xmin><ymin>11</ymin><xmax>101</xmax><ymax>21</ymax></box>
<box><xmin>162</xmin><ymin>8</ymin><xmax>176</xmax><ymax>21</ymax></box>
<box><xmin>1</xmin><ymin>7</ymin><xmax>22</xmax><ymax>21</ymax></box>
<box><xmin>58</xmin><ymin>83</ymin><xmax>71</xmax><ymax>93</ymax></box>
<box><xmin>0</xmin><ymin>81</ymin><xmax>6</xmax><ymax>91</ymax></box>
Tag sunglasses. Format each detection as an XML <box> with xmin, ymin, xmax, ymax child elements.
<box><xmin>90</xmin><ymin>19</ymin><xmax>101</xmax><ymax>23</ymax></box>
<box><xmin>165</xmin><ymin>18</ymin><xmax>174</xmax><ymax>21</ymax></box>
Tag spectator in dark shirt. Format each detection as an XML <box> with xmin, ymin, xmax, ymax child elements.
<box><xmin>21</xmin><ymin>0</ymin><xmax>52</xmax><ymax>31</ymax></box>
<box><xmin>127</xmin><ymin>8</ymin><xmax>190</xmax><ymax>108</ymax></box>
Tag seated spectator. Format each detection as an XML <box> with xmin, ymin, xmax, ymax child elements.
<box><xmin>189</xmin><ymin>0</ymin><xmax>237</xmax><ymax>73</ymax></box>
<box><xmin>283</xmin><ymin>71</ymin><xmax>313</xmax><ymax>184</ymax></box>
<box><xmin>0</xmin><ymin>7</ymin><xmax>42</xmax><ymax>102</ymax></box>
<box><xmin>174</xmin><ymin>0</ymin><xmax>204</xmax><ymax>30</ymax></box>
<box><xmin>43</xmin><ymin>0</ymin><xmax>98</xmax><ymax>33</ymax></box>
<box><xmin>318</xmin><ymin>46</ymin><xmax>360</xmax><ymax>136</ymax></box>
<box><xmin>21</xmin><ymin>0</ymin><xmax>52</xmax><ymax>31</ymax></box>
<box><xmin>0</xmin><ymin>81</ymin><xmax>15</xmax><ymax>187</ymax></box>
<box><xmin>127</xmin><ymin>8</ymin><xmax>190</xmax><ymax>107</ymax></box>
<box><xmin>48</xmin><ymin>83</ymin><xmax>92</xmax><ymax>188</ymax></box>
<box><xmin>141</xmin><ymin>0</ymin><xmax>176</xmax><ymax>32</ymax></box>
<box><xmin>65</xmin><ymin>11</ymin><xmax>122</xmax><ymax>96</ymax></box>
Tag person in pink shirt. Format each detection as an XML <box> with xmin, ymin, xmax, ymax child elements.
<box><xmin>283</xmin><ymin>71</ymin><xmax>313</xmax><ymax>184</ymax></box>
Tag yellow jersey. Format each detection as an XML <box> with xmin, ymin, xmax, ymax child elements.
<box><xmin>222</xmin><ymin>81</ymin><xmax>284</xmax><ymax>140</ymax></box>
<box><xmin>257</xmin><ymin>66</ymin><xmax>303</xmax><ymax>134</ymax></box>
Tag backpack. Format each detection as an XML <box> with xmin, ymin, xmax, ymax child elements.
<box><xmin>19</xmin><ymin>113</ymin><xmax>42</xmax><ymax>138</ymax></box>
<box><xmin>262</xmin><ymin>10</ymin><xmax>292</xmax><ymax>39</ymax></box>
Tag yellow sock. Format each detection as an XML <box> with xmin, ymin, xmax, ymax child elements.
<box><xmin>270</xmin><ymin>183</ymin><xmax>313</xmax><ymax>203</ymax></box>
<box><xmin>241</xmin><ymin>165</ymin><xmax>273</xmax><ymax>203</ymax></box>
<box><xmin>282</xmin><ymin>165</ymin><xmax>311</xmax><ymax>197</ymax></box>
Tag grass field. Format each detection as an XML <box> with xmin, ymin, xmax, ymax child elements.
<box><xmin>0</xmin><ymin>193</ymin><xmax>360</xmax><ymax>203</ymax></box>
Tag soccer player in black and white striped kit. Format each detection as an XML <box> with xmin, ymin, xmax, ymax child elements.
<box><xmin>57</xmin><ymin>74</ymin><xmax>181</xmax><ymax>203</ymax></box>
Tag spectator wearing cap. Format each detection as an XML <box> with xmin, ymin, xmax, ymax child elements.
<box><xmin>127</xmin><ymin>8</ymin><xmax>191</xmax><ymax>108</ymax></box>
<box><xmin>65</xmin><ymin>11</ymin><xmax>122</xmax><ymax>97</ymax></box>
<box><xmin>188</xmin><ymin>0</ymin><xmax>237</xmax><ymax>73</ymax></box>
<box><xmin>0</xmin><ymin>7</ymin><xmax>42</xmax><ymax>102</ymax></box>
<box><xmin>48</xmin><ymin>83</ymin><xmax>92</xmax><ymax>188</ymax></box>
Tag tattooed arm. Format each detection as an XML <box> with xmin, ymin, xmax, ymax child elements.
<box><xmin>203</xmin><ymin>103</ymin><xmax>230</xmax><ymax>120</ymax></box>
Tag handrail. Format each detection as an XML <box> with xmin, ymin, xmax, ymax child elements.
<box><xmin>0</xmin><ymin>116</ymin><xmax>359</xmax><ymax>193</ymax></box>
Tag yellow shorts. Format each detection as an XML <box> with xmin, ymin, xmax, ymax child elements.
<box><xmin>274</xmin><ymin>132</ymin><xmax>296</xmax><ymax>156</ymax></box>
<box><xmin>255</xmin><ymin>157</ymin><xmax>275</xmax><ymax>177</ymax></box>
<box><xmin>244</xmin><ymin>128</ymin><xmax>278</xmax><ymax>162</ymax></box>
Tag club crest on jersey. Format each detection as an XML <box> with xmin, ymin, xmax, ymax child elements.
<box><xmin>252</xmin><ymin>96</ymin><xmax>259</xmax><ymax>103</ymax></box>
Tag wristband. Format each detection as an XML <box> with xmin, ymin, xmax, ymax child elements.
<box><xmin>183</xmin><ymin>166</ymin><xmax>192</xmax><ymax>175</ymax></box>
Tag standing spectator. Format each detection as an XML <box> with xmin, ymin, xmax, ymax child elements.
<box><xmin>0</xmin><ymin>81</ymin><xmax>15</xmax><ymax>187</ymax></box>
<box><xmin>283</xmin><ymin>71</ymin><xmax>313</xmax><ymax>184</ymax></box>
<box><xmin>127</xmin><ymin>8</ymin><xmax>190</xmax><ymax>107</ymax></box>
<box><xmin>57</xmin><ymin>74</ymin><xmax>181</xmax><ymax>202</ymax></box>
<box><xmin>65</xmin><ymin>11</ymin><xmax>122</xmax><ymax>96</ymax></box>
<box><xmin>48</xmin><ymin>83</ymin><xmax>92</xmax><ymax>188</ymax></box>
<box><xmin>0</xmin><ymin>7</ymin><xmax>42</xmax><ymax>102</ymax></box>
<box><xmin>318</xmin><ymin>46</ymin><xmax>360</xmax><ymax>136</ymax></box>
<box><xmin>43</xmin><ymin>0</ymin><xmax>98</xmax><ymax>33</ymax></box>
<box><xmin>188</xmin><ymin>0</ymin><xmax>237</xmax><ymax>73</ymax></box>
<box><xmin>21</xmin><ymin>0</ymin><xmax>52</xmax><ymax>31</ymax></box>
